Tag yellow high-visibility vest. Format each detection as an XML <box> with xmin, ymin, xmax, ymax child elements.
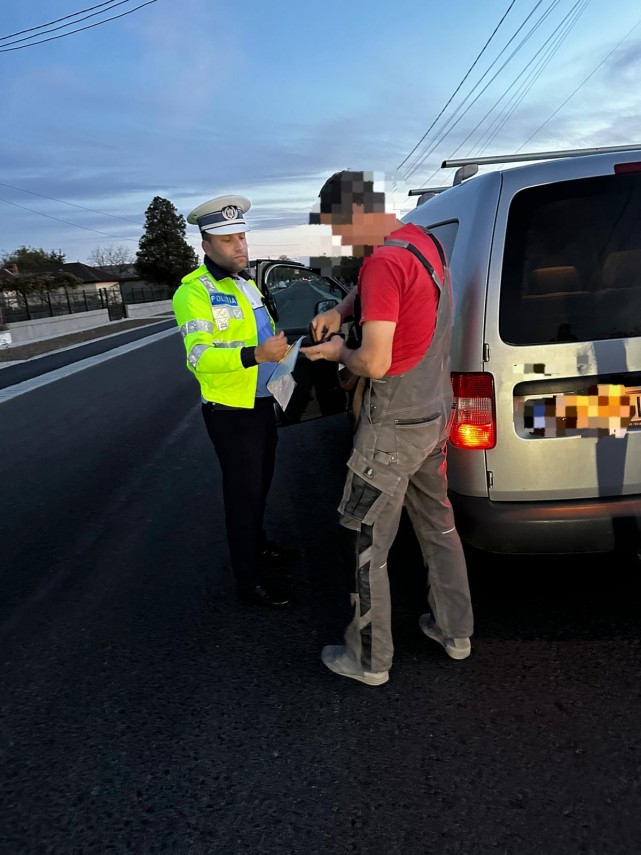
<box><xmin>172</xmin><ymin>264</ymin><xmax>275</xmax><ymax>408</ymax></box>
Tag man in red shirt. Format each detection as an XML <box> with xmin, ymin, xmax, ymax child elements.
<box><xmin>303</xmin><ymin>170</ymin><xmax>474</xmax><ymax>686</ymax></box>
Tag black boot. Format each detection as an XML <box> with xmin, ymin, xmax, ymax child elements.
<box><xmin>237</xmin><ymin>582</ymin><xmax>294</xmax><ymax>607</ymax></box>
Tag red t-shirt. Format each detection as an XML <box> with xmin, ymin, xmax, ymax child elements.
<box><xmin>358</xmin><ymin>222</ymin><xmax>444</xmax><ymax>375</ymax></box>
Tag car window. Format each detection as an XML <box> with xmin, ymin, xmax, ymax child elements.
<box><xmin>264</xmin><ymin>265</ymin><xmax>344</xmax><ymax>332</ymax></box>
<box><xmin>422</xmin><ymin>221</ymin><xmax>459</xmax><ymax>262</ymax></box>
<box><xmin>500</xmin><ymin>173</ymin><xmax>641</xmax><ymax>344</ymax></box>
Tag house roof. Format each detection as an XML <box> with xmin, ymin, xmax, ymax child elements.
<box><xmin>6</xmin><ymin>262</ymin><xmax>117</xmax><ymax>284</ymax></box>
<box><xmin>62</xmin><ymin>263</ymin><xmax>117</xmax><ymax>283</ymax></box>
<box><xmin>97</xmin><ymin>263</ymin><xmax>139</xmax><ymax>280</ymax></box>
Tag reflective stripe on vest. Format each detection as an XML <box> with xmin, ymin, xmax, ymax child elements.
<box><xmin>187</xmin><ymin>339</ymin><xmax>245</xmax><ymax>367</ymax></box>
<box><xmin>180</xmin><ymin>319</ymin><xmax>214</xmax><ymax>338</ymax></box>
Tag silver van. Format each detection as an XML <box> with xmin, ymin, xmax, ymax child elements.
<box><xmin>257</xmin><ymin>145</ymin><xmax>641</xmax><ymax>556</ymax></box>
<box><xmin>402</xmin><ymin>145</ymin><xmax>641</xmax><ymax>555</ymax></box>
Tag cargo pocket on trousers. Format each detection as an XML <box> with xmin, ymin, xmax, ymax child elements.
<box><xmin>338</xmin><ymin>449</ymin><xmax>402</xmax><ymax>526</ymax></box>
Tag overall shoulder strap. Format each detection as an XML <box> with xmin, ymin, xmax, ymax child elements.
<box><xmin>383</xmin><ymin>227</ymin><xmax>447</xmax><ymax>288</ymax></box>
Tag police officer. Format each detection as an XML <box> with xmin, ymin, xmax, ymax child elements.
<box><xmin>302</xmin><ymin>170</ymin><xmax>474</xmax><ymax>684</ymax></box>
<box><xmin>172</xmin><ymin>194</ymin><xmax>297</xmax><ymax>607</ymax></box>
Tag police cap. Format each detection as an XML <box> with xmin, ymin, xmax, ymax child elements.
<box><xmin>187</xmin><ymin>194</ymin><xmax>251</xmax><ymax>235</ymax></box>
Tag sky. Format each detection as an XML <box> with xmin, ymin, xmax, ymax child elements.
<box><xmin>1</xmin><ymin>0</ymin><xmax>641</xmax><ymax>267</ymax></box>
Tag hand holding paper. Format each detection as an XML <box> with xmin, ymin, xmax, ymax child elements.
<box><xmin>267</xmin><ymin>336</ymin><xmax>304</xmax><ymax>410</ymax></box>
<box><xmin>256</xmin><ymin>330</ymin><xmax>288</xmax><ymax>363</ymax></box>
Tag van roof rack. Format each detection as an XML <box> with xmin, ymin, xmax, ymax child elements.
<box><xmin>442</xmin><ymin>143</ymin><xmax>641</xmax><ymax>169</ymax></box>
<box><xmin>407</xmin><ymin>188</ymin><xmax>448</xmax><ymax>207</ymax></box>
<box><xmin>408</xmin><ymin>164</ymin><xmax>480</xmax><ymax>204</ymax></box>
<box><xmin>408</xmin><ymin>187</ymin><xmax>449</xmax><ymax>197</ymax></box>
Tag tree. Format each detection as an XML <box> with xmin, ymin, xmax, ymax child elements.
<box><xmin>336</xmin><ymin>255</ymin><xmax>364</xmax><ymax>285</ymax></box>
<box><xmin>135</xmin><ymin>197</ymin><xmax>198</xmax><ymax>292</ymax></box>
<box><xmin>309</xmin><ymin>254</ymin><xmax>363</xmax><ymax>285</ymax></box>
<box><xmin>88</xmin><ymin>245</ymin><xmax>134</xmax><ymax>268</ymax></box>
<box><xmin>0</xmin><ymin>246</ymin><xmax>76</xmax><ymax>294</ymax></box>
<box><xmin>1</xmin><ymin>246</ymin><xmax>65</xmax><ymax>271</ymax></box>
<box><xmin>8</xmin><ymin>271</ymin><xmax>82</xmax><ymax>295</ymax></box>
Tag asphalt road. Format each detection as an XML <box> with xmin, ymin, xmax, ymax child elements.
<box><xmin>0</xmin><ymin>318</ymin><xmax>176</xmax><ymax>390</ymax></box>
<box><xmin>1</xmin><ymin>334</ymin><xmax>640</xmax><ymax>854</ymax></box>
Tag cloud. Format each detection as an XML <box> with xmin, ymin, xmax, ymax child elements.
<box><xmin>3</xmin><ymin>1</ymin><xmax>641</xmax><ymax>262</ymax></box>
<box><xmin>603</xmin><ymin>38</ymin><xmax>641</xmax><ymax>79</ymax></box>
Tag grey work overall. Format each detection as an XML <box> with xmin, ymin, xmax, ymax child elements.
<box><xmin>338</xmin><ymin>239</ymin><xmax>474</xmax><ymax>674</ymax></box>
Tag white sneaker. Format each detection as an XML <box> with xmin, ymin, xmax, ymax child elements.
<box><xmin>419</xmin><ymin>613</ymin><xmax>471</xmax><ymax>660</ymax></box>
<box><xmin>321</xmin><ymin>645</ymin><xmax>389</xmax><ymax>686</ymax></box>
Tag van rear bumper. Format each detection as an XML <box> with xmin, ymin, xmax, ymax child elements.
<box><xmin>449</xmin><ymin>491</ymin><xmax>641</xmax><ymax>554</ymax></box>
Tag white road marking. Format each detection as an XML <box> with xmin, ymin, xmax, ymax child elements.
<box><xmin>0</xmin><ymin>328</ymin><xmax>178</xmax><ymax>405</ymax></box>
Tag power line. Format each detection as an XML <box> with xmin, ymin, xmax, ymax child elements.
<box><xmin>516</xmin><ymin>14</ymin><xmax>641</xmax><ymax>152</ymax></box>
<box><xmin>401</xmin><ymin>0</ymin><xmax>564</xmax><ymax>183</ymax></box>
<box><xmin>447</xmin><ymin>0</ymin><xmax>590</xmax><ymax>164</ymax></box>
<box><xmin>471</xmin><ymin>11</ymin><xmax>580</xmax><ymax>156</ymax></box>
<box><xmin>0</xmin><ymin>182</ymin><xmax>142</xmax><ymax>225</ymax></box>
<box><xmin>401</xmin><ymin>0</ymin><xmax>555</xmax><ymax>181</ymax></box>
<box><xmin>0</xmin><ymin>191</ymin><xmax>310</xmax><ymax>248</ymax></box>
<box><xmin>0</xmin><ymin>1</ymin><xmax>157</xmax><ymax>53</ymax></box>
<box><xmin>0</xmin><ymin>1</ymin><xmax>123</xmax><ymax>41</ymax></box>
<box><xmin>0</xmin><ymin>0</ymin><xmax>140</xmax><ymax>49</ymax></box>
<box><xmin>402</xmin><ymin>0</ymin><xmax>640</xmax><ymax>187</ymax></box>
<box><xmin>429</xmin><ymin>0</ymin><xmax>639</xmax><ymax>172</ymax></box>
<box><xmin>396</xmin><ymin>0</ymin><xmax>519</xmax><ymax>174</ymax></box>
<box><xmin>0</xmin><ymin>197</ymin><xmax>140</xmax><ymax>242</ymax></box>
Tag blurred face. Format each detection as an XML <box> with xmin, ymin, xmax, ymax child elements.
<box><xmin>202</xmin><ymin>230</ymin><xmax>249</xmax><ymax>274</ymax></box>
<box><xmin>319</xmin><ymin>205</ymin><xmax>399</xmax><ymax>256</ymax></box>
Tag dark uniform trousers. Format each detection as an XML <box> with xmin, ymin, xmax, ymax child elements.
<box><xmin>202</xmin><ymin>396</ymin><xmax>277</xmax><ymax>591</ymax></box>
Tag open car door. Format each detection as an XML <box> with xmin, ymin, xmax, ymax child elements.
<box><xmin>254</xmin><ymin>260</ymin><xmax>351</xmax><ymax>425</ymax></box>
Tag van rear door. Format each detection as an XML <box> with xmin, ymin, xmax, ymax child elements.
<box><xmin>485</xmin><ymin>161</ymin><xmax>641</xmax><ymax>503</ymax></box>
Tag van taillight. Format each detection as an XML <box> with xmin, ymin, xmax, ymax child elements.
<box><xmin>614</xmin><ymin>162</ymin><xmax>641</xmax><ymax>174</ymax></box>
<box><xmin>450</xmin><ymin>372</ymin><xmax>496</xmax><ymax>450</ymax></box>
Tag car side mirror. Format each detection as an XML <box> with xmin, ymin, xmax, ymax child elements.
<box><xmin>314</xmin><ymin>298</ymin><xmax>339</xmax><ymax>314</ymax></box>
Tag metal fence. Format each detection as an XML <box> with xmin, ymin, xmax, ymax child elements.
<box><xmin>0</xmin><ymin>283</ymin><xmax>172</xmax><ymax>323</ymax></box>
<box><xmin>0</xmin><ymin>287</ymin><xmax>119</xmax><ymax>323</ymax></box>
<box><xmin>121</xmin><ymin>283</ymin><xmax>173</xmax><ymax>304</ymax></box>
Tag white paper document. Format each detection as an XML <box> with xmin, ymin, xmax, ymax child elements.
<box><xmin>267</xmin><ymin>336</ymin><xmax>304</xmax><ymax>411</ymax></box>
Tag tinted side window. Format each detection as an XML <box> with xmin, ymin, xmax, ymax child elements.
<box><xmin>423</xmin><ymin>221</ymin><xmax>459</xmax><ymax>263</ymax></box>
<box><xmin>500</xmin><ymin>174</ymin><xmax>641</xmax><ymax>344</ymax></box>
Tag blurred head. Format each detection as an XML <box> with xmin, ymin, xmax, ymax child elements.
<box><xmin>309</xmin><ymin>170</ymin><xmax>399</xmax><ymax>256</ymax></box>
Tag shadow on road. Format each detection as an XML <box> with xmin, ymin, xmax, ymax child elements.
<box><xmin>386</xmin><ymin>511</ymin><xmax>641</xmax><ymax>645</ymax></box>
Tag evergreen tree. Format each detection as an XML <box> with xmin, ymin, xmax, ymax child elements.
<box><xmin>135</xmin><ymin>197</ymin><xmax>198</xmax><ymax>292</ymax></box>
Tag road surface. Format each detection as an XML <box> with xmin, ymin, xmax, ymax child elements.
<box><xmin>1</xmin><ymin>332</ymin><xmax>640</xmax><ymax>854</ymax></box>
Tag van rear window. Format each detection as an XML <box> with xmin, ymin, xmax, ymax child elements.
<box><xmin>500</xmin><ymin>173</ymin><xmax>641</xmax><ymax>344</ymax></box>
